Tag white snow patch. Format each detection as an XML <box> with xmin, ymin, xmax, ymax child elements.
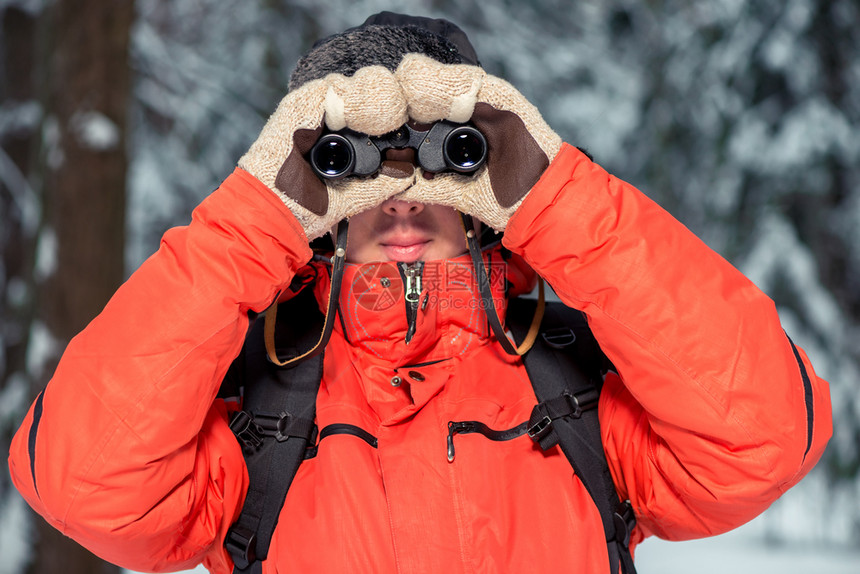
<box><xmin>0</xmin><ymin>100</ymin><xmax>42</xmax><ymax>136</ymax></box>
<box><xmin>741</xmin><ymin>213</ymin><xmax>844</xmax><ymax>346</ymax></box>
<box><xmin>637</xmin><ymin>480</ymin><xmax>860</xmax><ymax>572</ymax></box>
<box><xmin>0</xmin><ymin>145</ymin><xmax>40</xmax><ymax>235</ymax></box>
<box><xmin>34</xmin><ymin>227</ymin><xmax>57</xmax><ymax>282</ymax></box>
<box><xmin>41</xmin><ymin>115</ymin><xmax>64</xmax><ymax>169</ymax></box>
<box><xmin>25</xmin><ymin>320</ymin><xmax>61</xmax><ymax>380</ymax></box>
<box><xmin>0</xmin><ymin>372</ymin><xmax>29</xmax><ymax>424</ymax></box>
<box><xmin>0</xmin><ymin>491</ymin><xmax>32</xmax><ymax>574</ymax></box>
<box><xmin>730</xmin><ymin>97</ymin><xmax>855</xmax><ymax>173</ymax></box>
<box><xmin>70</xmin><ymin>110</ymin><xmax>121</xmax><ymax>151</ymax></box>
<box><xmin>761</xmin><ymin>26</ymin><xmax>795</xmax><ymax>71</ymax></box>
<box><xmin>0</xmin><ymin>0</ymin><xmax>49</xmax><ymax>15</ymax></box>
<box><xmin>5</xmin><ymin>276</ymin><xmax>29</xmax><ymax>308</ymax></box>
<box><xmin>636</xmin><ymin>524</ymin><xmax>860</xmax><ymax>574</ymax></box>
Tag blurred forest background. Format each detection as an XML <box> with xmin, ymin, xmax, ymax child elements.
<box><xmin>1</xmin><ymin>0</ymin><xmax>858</xmax><ymax>572</ymax></box>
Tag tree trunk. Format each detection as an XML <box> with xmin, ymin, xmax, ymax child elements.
<box><xmin>1</xmin><ymin>4</ymin><xmax>38</xmax><ymax>391</ymax></box>
<box><xmin>16</xmin><ymin>0</ymin><xmax>133</xmax><ymax>572</ymax></box>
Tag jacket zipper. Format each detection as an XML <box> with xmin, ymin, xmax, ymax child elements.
<box><xmin>304</xmin><ymin>423</ymin><xmax>378</xmax><ymax>460</ymax></box>
<box><xmin>398</xmin><ymin>261</ymin><xmax>424</xmax><ymax>344</ymax></box>
<box><xmin>446</xmin><ymin>420</ymin><xmax>529</xmax><ymax>462</ymax></box>
<box><xmin>447</xmin><ymin>421</ymin><xmax>477</xmax><ymax>462</ymax></box>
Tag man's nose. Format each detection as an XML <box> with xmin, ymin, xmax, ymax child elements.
<box><xmin>382</xmin><ymin>197</ymin><xmax>425</xmax><ymax>216</ymax></box>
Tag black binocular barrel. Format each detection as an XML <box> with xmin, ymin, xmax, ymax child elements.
<box><xmin>309</xmin><ymin>122</ymin><xmax>487</xmax><ymax>180</ymax></box>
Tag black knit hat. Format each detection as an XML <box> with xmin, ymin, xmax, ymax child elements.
<box><xmin>288</xmin><ymin>11</ymin><xmax>481</xmax><ymax>91</ymax></box>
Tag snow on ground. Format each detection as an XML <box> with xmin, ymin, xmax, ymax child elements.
<box><xmin>635</xmin><ymin>519</ymin><xmax>860</xmax><ymax>574</ymax></box>
<box><xmin>123</xmin><ymin>518</ymin><xmax>860</xmax><ymax>574</ymax></box>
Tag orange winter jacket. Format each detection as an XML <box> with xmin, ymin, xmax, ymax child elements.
<box><xmin>9</xmin><ymin>145</ymin><xmax>831</xmax><ymax>573</ymax></box>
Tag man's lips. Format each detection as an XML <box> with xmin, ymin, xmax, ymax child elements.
<box><xmin>379</xmin><ymin>236</ymin><xmax>431</xmax><ymax>261</ymax></box>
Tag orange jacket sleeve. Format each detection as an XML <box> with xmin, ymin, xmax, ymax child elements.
<box><xmin>8</xmin><ymin>168</ymin><xmax>312</xmax><ymax>572</ymax></box>
<box><xmin>503</xmin><ymin>144</ymin><xmax>832</xmax><ymax>542</ymax></box>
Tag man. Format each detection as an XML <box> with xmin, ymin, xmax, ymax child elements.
<box><xmin>9</xmin><ymin>12</ymin><xmax>831</xmax><ymax>574</ymax></box>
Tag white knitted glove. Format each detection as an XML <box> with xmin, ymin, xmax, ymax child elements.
<box><xmin>239</xmin><ymin>66</ymin><xmax>419</xmax><ymax>240</ymax></box>
<box><xmin>394</xmin><ymin>54</ymin><xmax>562</xmax><ymax>231</ymax></box>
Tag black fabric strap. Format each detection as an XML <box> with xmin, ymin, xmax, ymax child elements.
<box><xmin>226</xmin><ymin>285</ymin><xmax>326</xmax><ymax>573</ymax></box>
<box><xmin>461</xmin><ymin>213</ymin><xmax>520</xmax><ymax>356</ymax></box>
<box><xmin>508</xmin><ymin>297</ymin><xmax>637</xmax><ymax>574</ymax></box>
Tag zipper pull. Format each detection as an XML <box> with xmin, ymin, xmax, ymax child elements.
<box><xmin>446</xmin><ymin>421</ymin><xmax>474</xmax><ymax>463</ymax></box>
<box><xmin>404</xmin><ymin>264</ymin><xmax>421</xmax><ymax>304</ymax></box>
<box><xmin>399</xmin><ymin>262</ymin><xmax>425</xmax><ymax>345</ymax></box>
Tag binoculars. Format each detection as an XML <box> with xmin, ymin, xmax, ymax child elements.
<box><xmin>309</xmin><ymin>121</ymin><xmax>488</xmax><ymax>180</ymax></box>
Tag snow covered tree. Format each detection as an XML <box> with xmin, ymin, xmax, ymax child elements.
<box><xmin>1</xmin><ymin>0</ymin><xmax>132</xmax><ymax>571</ymax></box>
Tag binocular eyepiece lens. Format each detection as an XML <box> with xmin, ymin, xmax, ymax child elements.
<box><xmin>444</xmin><ymin>126</ymin><xmax>487</xmax><ymax>173</ymax></box>
<box><xmin>310</xmin><ymin>134</ymin><xmax>355</xmax><ymax>178</ymax></box>
<box><xmin>308</xmin><ymin>123</ymin><xmax>487</xmax><ymax>180</ymax></box>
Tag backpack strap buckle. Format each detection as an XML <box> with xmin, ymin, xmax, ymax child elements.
<box><xmin>225</xmin><ymin>525</ymin><xmax>256</xmax><ymax>570</ymax></box>
<box><xmin>229</xmin><ymin>410</ymin><xmax>265</xmax><ymax>451</ymax></box>
<box><xmin>245</xmin><ymin>411</ymin><xmax>316</xmax><ymax>444</ymax></box>
<box><xmin>229</xmin><ymin>410</ymin><xmax>316</xmax><ymax>451</ymax></box>
<box><xmin>541</xmin><ymin>326</ymin><xmax>577</xmax><ymax>349</ymax></box>
<box><xmin>527</xmin><ymin>389</ymin><xmax>602</xmax><ymax>450</ymax></box>
<box><xmin>612</xmin><ymin>500</ymin><xmax>637</xmax><ymax>547</ymax></box>
<box><xmin>526</xmin><ymin>415</ymin><xmax>553</xmax><ymax>443</ymax></box>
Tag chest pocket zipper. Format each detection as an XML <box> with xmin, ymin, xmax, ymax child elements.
<box><xmin>446</xmin><ymin>420</ymin><xmax>529</xmax><ymax>462</ymax></box>
<box><xmin>305</xmin><ymin>424</ymin><xmax>378</xmax><ymax>459</ymax></box>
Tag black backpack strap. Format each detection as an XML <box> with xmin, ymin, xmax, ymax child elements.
<box><xmin>222</xmin><ymin>286</ymin><xmax>325</xmax><ymax>573</ymax></box>
<box><xmin>508</xmin><ymin>297</ymin><xmax>637</xmax><ymax>574</ymax></box>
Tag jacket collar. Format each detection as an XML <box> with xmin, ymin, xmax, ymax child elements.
<box><xmin>308</xmin><ymin>247</ymin><xmax>536</xmax><ymax>366</ymax></box>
